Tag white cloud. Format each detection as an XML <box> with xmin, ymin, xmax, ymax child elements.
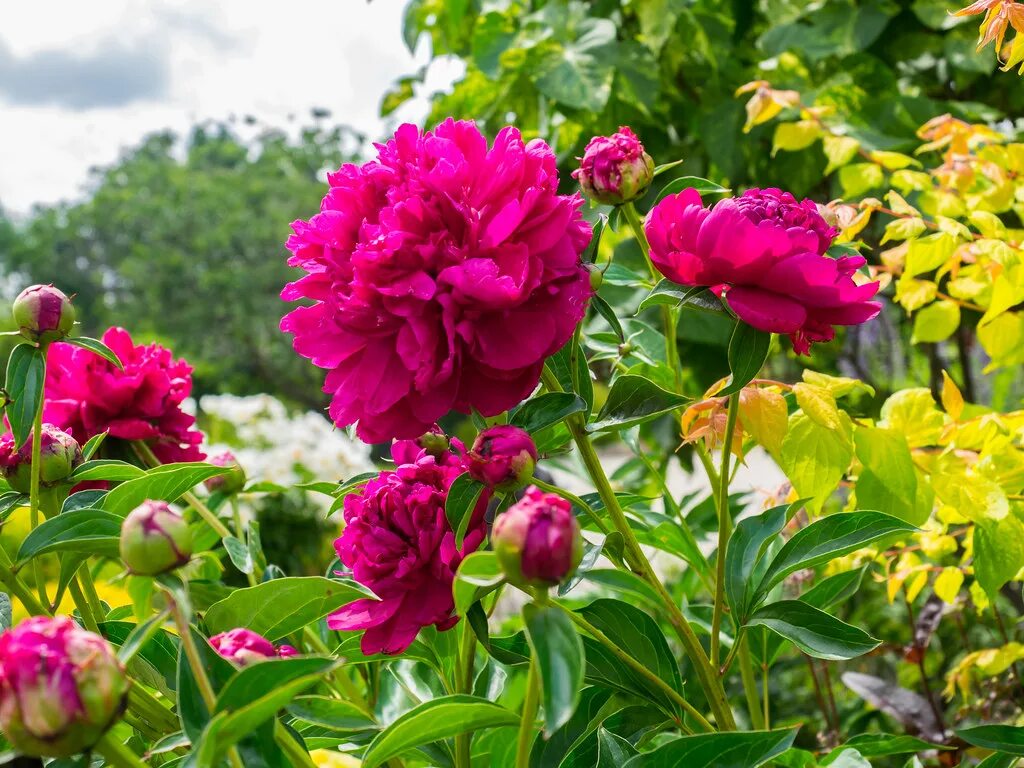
<box><xmin>0</xmin><ymin>0</ymin><xmax>454</xmax><ymax>214</ymax></box>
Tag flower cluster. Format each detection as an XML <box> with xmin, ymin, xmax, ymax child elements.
<box><xmin>281</xmin><ymin>119</ymin><xmax>592</xmax><ymax>443</ymax></box>
<box><xmin>210</xmin><ymin>628</ymin><xmax>296</xmax><ymax>665</ymax></box>
<box><xmin>328</xmin><ymin>432</ymin><xmax>489</xmax><ymax>654</ymax></box>
<box><xmin>44</xmin><ymin>327</ymin><xmax>204</xmax><ymax>463</ymax></box>
<box><xmin>645</xmin><ymin>187</ymin><xmax>881</xmax><ymax>354</ymax></box>
<box><xmin>0</xmin><ymin>617</ymin><xmax>128</xmax><ymax>757</ymax></box>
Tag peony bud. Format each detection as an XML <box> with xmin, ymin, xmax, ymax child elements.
<box><xmin>0</xmin><ymin>616</ymin><xmax>129</xmax><ymax>757</ymax></box>
<box><xmin>466</xmin><ymin>425</ymin><xmax>537</xmax><ymax>492</ymax></box>
<box><xmin>204</xmin><ymin>451</ymin><xmax>246</xmax><ymax>494</ymax></box>
<box><xmin>572</xmin><ymin>127</ymin><xmax>655</xmax><ymax>206</ymax></box>
<box><xmin>414</xmin><ymin>425</ymin><xmax>450</xmax><ymax>459</ymax></box>
<box><xmin>210</xmin><ymin>628</ymin><xmax>296</xmax><ymax>665</ymax></box>
<box><xmin>119</xmin><ymin>500</ymin><xmax>192</xmax><ymax>576</ymax></box>
<box><xmin>0</xmin><ymin>425</ymin><xmax>82</xmax><ymax>494</ymax></box>
<box><xmin>12</xmin><ymin>285</ymin><xmax>76</xmax><ymax>345</ymax></box>
<box><xmin>492</xmin><ymin>486</ymin><xmax>583</xmax><ymax>589</ymax></box>
<box><xmin>586</xmin><ymin>263</ymin><xmax>604</xmax><ymax>292</ymax></box>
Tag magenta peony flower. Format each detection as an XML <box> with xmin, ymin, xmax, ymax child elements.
<box><xmin>0</xmin><ymin>424</ymin><xmax>82</xmax><ymax>494</ymax></box>
<box><xmin>209</xmin><ymin>628</ymin><xmax>296</xmax><ymax>665</ymax></box>
<box><xmin>572</xmin><ymin>126</ymin><xmax>655</xmax><ymax>206</ymax></box>
<box><xmin>281</xmin><ymin>119</ymin><xmax>593</xmax><ymax>443</ymax></box>
<box><xmin>492</xmin><ymin>486</ymin><xmax>583</xmax><ymax>588</ymax></box>
<box><xmin>645</xmin><ymin>187</ymin><xmax>882</xmax><ymax>354</ymax></box>
<box><xmin>43</xmin><ymin>327</ymin><xmax>204</xmax><ymax>463</ymax></box>
<box><xmin>466</xmin><ymin>425</ymin><xmax>537</xmax><ymax>492</ymax></box>
<box><xmin>328</xmin><ymin>436</ymin><xmax>489</xmax><ymax>655</ymax></box>
<box><xmin>0</xmin><ymin>616</ymin><xmax>129</xmax><ymax>757</ymax></box>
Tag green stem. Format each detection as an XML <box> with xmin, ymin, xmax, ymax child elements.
<box><xmin>79</xmin><ymin>567</ymin><xmax>106</xmax><ymax>619</ymax></box>
<box><xmin>623</xmin><ymin>202</ymin><xmax>681</xmax><ymax>390</ymax></box>
<box><xmin>559</xmin><ymin>602</ymin><xmax>710</xmax><ymax>733</ymax></box>
<box><xmin>710</xmin><ymin>391</ymin><xmax>740</xmax><ymax>669</ymax></box>
<box><xmin>515</xmin><ymin>659</ymin><xmax>540</xmax><ymax>768</ymax></box>
<box><xmin>455</xmin><ymin>625</ymin><xmax>478</xmax><ymax>768</ymax></box>
<box><xmin>274</xmin><ymin>720</ymin><xmax>317</xmax><ymax>768</ymax></box>
<box><xmin>0</xmin><ymin>545</ymin><xmax>48</xmax><ymax>615</ymax></box>
<box><xmin>231</xmin><ymin>497</ymin><xmax>258</xmax><ymax>586</ymax></box>
<box><xmin>562</xmin><ymin>409</ymin><xmax>735</xmax><ymax>729</ymax></box>
<box><xmin>737</xmin><ymin>634</ymin><xmax>765</xmax><ymax>730</ymax></box>
<box><xmin>69</xmin><ymin>577</ymin><xmax>100</xmax><ymax>632</ymax></box>
<box><xmin>27</xmin><ymin>368</ymin><xmax>48</xmax><ymax>607</ymax></box>
<box><xmin>127</xmin><ymin>687</ymin><xmax>179</xmax><ymax>735</ymax></box>
<box><xmin>94</xmin><ymin>731</ymin><xmax>149</xmax><ymax>768</ymax></box>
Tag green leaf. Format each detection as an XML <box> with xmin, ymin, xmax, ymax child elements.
<box><xmin>745</xmin><ymin>601</ymin><xmax>879</xmax><ymax>660</ymax></box>
<box><xmin>911</xmin><ymin>299</ymin><xmax>960</xmax><ymax>343</ymax></box>
<box><xmin>101</xmin><ymin>620</ymin><xmax>179</xmax><ymax>698</ymax></box>
<box><xmin>17</xmin><ymin>508</ymin><xmax>123</xmax><ymax>563</ymax></box>
<box><xmin>453</xmin><ymin>551</ymin><xmax>505</xmax><ymax>616</ymax></box>
<box><xmin>215</xmin><ymin>656</ymin><xmax>337</xmax><ymax>715</ymax></box>
<box><xmin>588</xmin><ymin>375</ymin><xmax>688</xmax><ymax>432</ymax></box>
<box><xmin>976</xmin><ymin>754</ymin><xmax>1021</xmax><ymax>768</ymax></box>
<box><xmin>752</xmin><ymin>511</ymin><xmax>915</xmax><ymax>607</ymax></box>
<box><xmin>545</xmin><ymin>341</ymin><xmax>594</xmax><ymax>417</ymax></box>
<box><xmin>975</xmin><ymin>513</ymin><xmax>1024</xmax><ymax>597</ymax></box>
<box><xmin>63</xmin><ymin>336</ymin><xmax>124</xmax><ymax>369</ymax></box>
<box><xmin>68</xmin><ymin>460</ymin><xmax>146</xmax><ymax>483</ymax></box>
<box><xmin>444</xmin><ymin>472</ymin><xmax>486</xmax><ymax>549</ymax></box>
<box><xmin>654</xmin><ymin>176</ymin><xmax>731</xmax><ymax>204</ymax></box>
<box><xmin>534</xmin><ymin>18</ymin><xmax>617</xmax><ymax>112</ymax></box>
<box><xmin>637</xmin><ymin>281</ymin><xmax>718</xmax><ymax>314</ymax></box>
<box><xmin>623</xmin><ymin>728</ymin><xmax>799</xmax><ymax>767</ymax></box>
<box><xmin>205</xmin><ymin>576</ymin><xmax>372</xmax><ymax>641</ymax></box>
<box><xmin>836</xmin><ymin>733</ymin><xmax>948</xmax><ymax>757</ymax></box>
<box><xmin>510</xmin><ymin>393</ymin><xmax>587</xmax><ymax>434</ymax></box>
<box><xmin>718</xmin><ymin>322</ymin><xmax>772</xmax><ymax>397</ymax></box>
<box><xmin>854</xmin><ymin>427</ymin><xmax>929</xmax><ymax>525</ymax></box>
<box><xmin>957</xmin><ymin>725</ymin><xmax>1024</xmax><ymax>755</ymax></box>
<box><xmin>222</xmin><ymin>536</ymin><xmax>254</xmax><ymax>574</ymax></box>
<box><xmin>597</xmin><ymin>728</ymin><xmax>640</xmax><ymax>767</ymax></box>
<box><xmin>115</xmin><ymin>609</ymin><xmax>171</xmax><ymax>665</ymax></box>
<box><xmin>592</xmin><ymin>294</ymin><xmax>625</xmax><ymax>344</ymax></box>
<box><xmin>102</xmin><ymin>462</ymin><xmax>230</xmax><ymax>517</ymax></box>
<box><xmin>524</xmin><ymin>604</ymin><xmax>585</xmax><ymax>734</ymax></box>
<box><xmin>0</xmin><ymin>492</ymin><xmax>27</xmax><ymax>523</ymax></box>
<box><xmin>4</xmin><ymin>344</ymin><xmax>46</xmax><ymax>449</ymax></box>
<box><xmin>582</xmin><ymin>215</ymin><xmax>607</xmax><ymax>265</ymax></box>
<box><xmin>176</xmin><ymin>628</ymin><xmax>239</xmax><ymax>739</ymax></box>
<box><xmin>80</xmin><ymin>431</ymin><xmax>108</xmax><ymax>461</ymax></box>
<box><xmin>360</xmin><ymin>695</ymin><xmax>519</xmax><ymax>768</ymax></box>
<box><xmin>61</xmin><ymin>489</ymin><xmax>106</xmax><ymax>513</ymax></box>
<box><xmin>779</xmin><ymin>413</ymin><xmax>854</xmax><ymax>514</ymax></box>
<box><xmin>725</xmin><ymin>503</ymin><xmax>789</xmax><ymax>620</ymax></box>
<box><xmin>287</xmin><ymin>695</ymin><xmax>376</xmax><ymax>732</ymax></box>
<box><xmin>799</xmin><ymin>568</ymin><xmax>867</xmax><ymax>609</ymax></box>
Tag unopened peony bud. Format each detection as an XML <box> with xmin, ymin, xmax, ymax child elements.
<box><xmin>572</xmin><ymin>127</ymin><xmax>655</xmax><ymax>206</ymax></box>
<box><xmin>210</xmin><ymin>628</ymin><xmax>296</xmax><ymax>665</ymax></box>
<box><xmin>0</xmin><ymin>616</ymin><xmax>129</xmax><ymax>757</ymax></box>
<box><xmin>204</xmin><ymin>451</ymin><xmax>246</xmax><ymax>494</ymax></box>
<box><xmin>119</xmin><ymin>500</ymin><xmax>192</xmax><ymax>575</ymax></box>
<box><xmin>0</xmin><ymin>425</ymin><xmax>82</xmax><ymax>494</ymax></box>
<box><xmin>587</xmin><ymin>263</ymin><xmax>604</xmax><ymax>292</ymax></box>
<box><xmin>492</xmin><ymin>486</ymin><xmax>583</xmax><ymax>589</ymax></box>
<box><xmin>467</xmin><ymin>425</ymin><xmax>537</xmax><ymax>492</ymax></box>
<box><xmin>414</xmin><ymin>425</ymin><xmax>450</xmax><ymax>459</ymax></box>
<box><xmin>12</xmin><ymin>285</ymin><xmax>76</xmax><ymax>345</ymax></box>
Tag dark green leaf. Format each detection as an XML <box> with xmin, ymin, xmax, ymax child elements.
<box><xmin>725</xmin><ymin>503</ymin><xmax>789</xmax><ymax>621</ymax></box>
<box><xmin>17</xmin><ymin>508</ymin><xmax>122</xmax><ymax>563</ymax></box>
<box><xmin>61</xmin><ymin>489</ymin><xmax>107</xmax><ymax>513</ymax></box>
<box><xmin>624</xmin><ymin>728</ymin><xmax>798</xmax><ymax>768</ymax></box>
<box><xmin>176</xmin><ymin>628</ymin><xmax>237</xmax><ymax>739</ymax></box>
<box><xmin>115</xmin><ymin>609</ymin><xmax>171</xmax><ymax>664</ymax></box>
<box><xmin>582</xmin><ymin>216</ymin><xmax>607</xmax><ymax>264</ymax></box>
<box><xmin>204</xmin><ymin>576</ymin><xmax>372</xmax><ymax>641</ymax></box>
<box><xmin>545</xmin><ymin>341</ymin><xmax>594</xmax><ymax>417</ymax></box>
<box><xmin>445</xmin><ymin>472</ymin><xmax>486</xmax><ymax>549</ymax></box>
<box><xmin>360</xmin><ymin>695</ymin><xmax>519</xmax><ymax>768</ymax></box>
<box><xmin>101</xmin><ymin>620</ymin><xmax>180</xmax><ymax>696</ymax></box>
<box><xmin>102</xmin><ymin>462</ymin><xmax>230</xmax><ymax>517</ymax></box>
<box><xmin>597</xmin><ymin>728</ymin><xmax>640</xmax><ymax>767</ymax></box>
<box><xmin>746</xmin><ymin>601</ymin><xmax>879</xmax><ymax>660</ymax></box>
<box><xmin>835</xmin><ymin>733</ymin><xmax>948</xmax><ymax>757</ymax></box>
<box><xmin>288</xmin><ymin>695</ymin><xmax>376</xmax><ymax>732</ymax></box>
<box><xmin>592</xmin><ymin>295</ymin><xmax>625</xmax><ymax>343</ymax></box>
<box><xmin>654</xmin><ymin>176</ymin><xmax>730</xmax><ymax>204</ymax></box>
<box><xmin>718</xmin><ymin>322</ymin><xmax>772</xmax><ymax>397</ymax></box>
<box><xmin>524</xmin><ymin>604</ymin><xmax>585</xmax><ymax>734</ymax></box>
<box><xmin>637</xmin><ymin>281</ymin><xmax>708</xmax><ymax>314</ymax></box>
<box><xmin>0</xmin><ymin>492</ymin><xmax>27</xmax><ymax>523</ymax></box>
<box><xmin>957</xmin><ymin>725</ymin><xmax>1024</xmax><ymax>755</ymax></box>
<box><xmin>800</xmin><ymin>567</ymin><xmax>867</xmax><ymax>609</ymax></box>
<box><xmin>453</xmin><ymin>551</ymin><xmax>504</xmax><ymax>616</ymax></box>
<box><xmin>63</xmin><ymin>336</ymin><xmax>124</xmax><ymax>369</ymax></box>
<box><xmin>80</xmin><ymin>431</ymin><xmax>108</xmax><ymax>461</ymax></box>
<box><xmin>752</xmin><ymin>512</ymin><xmax>916</xmax><ymax>607</ymax></box>
<box><xmin>510</xmin><ymin>393</ymin><xmax>587</xmax><ymax>434</ymax></box>
<box><xmin>5</xmin><ymin>344</ymin><xmax>46</xmax><ymax>449</ymax></box>
<box><xmin>222</xmin><ymin>536</ymin><xmax>254</xmax><ymax>574</ymax></box>
<box><xmin>68</xmin><ymin>459</ymin><xmax>145</xmax><ymax>482</ymax></box>
<box><xmin>588</xmin><ymin>375</ymin><xmax>688</xmax><ymax>432</ymax></box>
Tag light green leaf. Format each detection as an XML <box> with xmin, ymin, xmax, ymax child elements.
<box><xmin>102</xmin><ymin>462</ymin><xmax>230</xmax><ymax>517</ymax></box>
<box><xmin>911</xmin><ymin>300</ymin><xmax>960</xmax><ymax>343</ymax></box>
<box><xmin>17</xmin><ymin>508</ymin><xmax>122</xmax><ymax>563</ymax></box>
<box><xmin>975</xmin><ymin>513</ymin><xmax>1024</xmax><ymax>598</ymax></box>
<box><xmin>453</xmin><ymin>551</ymin><xmax>504</xmax><ymax>616</ymax></box>
<box><xmin>445</xmin><ymin>472</ymin><xmax>486</xmax><ymax>549</ymax></box>
<box><xmin>779</xmin><ymin>413</ymin><xmax>853</xmax><ymax>514</ymax></box>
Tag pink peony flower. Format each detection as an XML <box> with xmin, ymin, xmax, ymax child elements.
<box><xmin>572</xmin><ymin>126</ymin><xmax>655</xmax><ymax>206</ymax></box>
<box><xmin>43</xmin><ymin>327</ymin><xmax>204</xmax><ymax>463</ymax></box>
<box><xmin>645</xmin><ymin>187</ymin><xmax>882</xmax><ymax>354</ymax></box>
<box><xmin>0</xmin><ymin>616</ymin><xmax>129</xmax><ymax>757</ymax></box>
<box><xmin>328</xmin><ymin>435</ymin><xmax>489</xmax><ymax>655</ymax></box>
<box><xmin>281</xmin><ymin>119</ymin><xmax>593</xmax><ymax>443</ymax></box>
<box><xmin>209</xmin><ymin>628</ymin><xmax>296</xmax><ymax>665</ymax></box>
<box><xmin>492</xmin><ymin>486</ymin><xmax>582</xmax><ymax>588</ymax></box>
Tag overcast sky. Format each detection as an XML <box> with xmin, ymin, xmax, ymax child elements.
<box><xmin>0</xmin><ymin>1</ymin><xmax>458</xmax><ymax>215</ymax></box>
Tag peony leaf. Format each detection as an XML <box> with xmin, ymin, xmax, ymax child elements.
<box><xmin>622</xmin><ymin>728</ymin><xmax>798</xmax><ymax>768</ymax></box>
<box><xmin>62</xmin><ymin>335</ymin><xmax>125</xmax><ymax>370</ymax></box>
<box><xmin>654</xmin><ymin>176</ymin><xmax>730</xmax><ymax>204</ymax></box>
<box><xmin>102</xmin><ymin>462</ymin><xmax>230</xmax><ymax>517</ymax></box>
<box><xmin>524</xmin><ymin>603</ymin><xmax>585</xmax><ymax>734</ymax></box>
<box><xmin>724</xmin><ymin>502</ymin><xmax>790</xmax><ymax>621</ymax></box>
<box><xmin>445</xmin><ymin>471</ymin><xmax>486</xmax><ymax>549</ymax></box>
<box><xmin>68</xmin><ymin>459</ymin><xmax>146</xmax><ymax>483</ymax></box>
<box><xmin>718</xmin><ymin>321</ymin><xmax>771</xmax><ymax>397</ymax></box>
<box><xmin>17</xmin><ymin>508</ymin><xmax>123</xmax><ymax>563</ymax></box>
<box><xmin>510</xmin><ymin>393</ymin><xmax>587</xmax><ymax>434</ymax></box>
<box><xmin>745</xmin><ymin>600</ymin><xmax>879</xmax><ymax>660</ymax></box>
<box><xmin>4</xmin><ymin>343</ymin><xmax>46</xmax><ymax>450</ymax></box>
<box><xmin>588</xmin><ymin>375</ymin><xmax>688</xmax><ymax>432</ymax></box>
<box><xmin>957</xmin><ymin>725</ymin><xmax>1024</xmax><ymax>756</ymax></box>
<box><xmin>453</xmin><ymin>551</ymin><xmax>505</xmax><ymax>616</ymax></box>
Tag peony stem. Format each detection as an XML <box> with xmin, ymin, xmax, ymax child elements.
<box><xmin>27</xmin><ymin>360</ymin><xmax>49</xmax><ymax>608</ymax></box>
<box><xmin>710</xmin><ymin>391</ymin><xmax>740</xmax><ymax>670</ymax></box>
<box><xmin>558</xmin><ymin>601</ymin><xmax>709</xmax><ymax>733</ymax></box>
<box><xmin>622</xmin><ymin>202</ymin><xmax>682</xmax><ymax>391</ymax></box>
<box><xmin>274</xmin><ymin>720</ymin><xmax>318</xmax><ymax>767</ymax></box>
<box><xmin>95</xmin><ymin>731</ymin><xmax>149</xmax><ymax>768</ymax></box>
<box><xmin>514</xmin><ymin>659</ymin><xmax>540</xmax><ymax>768</ymax></box>
<box><xmin>737</xmin><ymin>634</ymin><xmax>765</xmax><ymax>730</ymax></box>
<box><xmin>455</xmin><ymin>624</ymin><xmax>478</xmax><ymax>768</ymax></box>
<box><xmin>0</xmin><ymin>545</ymin><xmax>48</xmax><ymax>615</ymax></box>
<box><xmin>230</xmin><ymin>497</ymin><xmax>258</xmax><ymax>586</ymax></box>
<box><xmin>528</xmin><ymin>476</ymin><xmax>612</xmax><ymax>536</ymax></box>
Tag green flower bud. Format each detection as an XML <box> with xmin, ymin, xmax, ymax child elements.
<box><xmin>119</xmin><ymin>500</ymin><xmax>192</xmax><ymax>575</ymax></box>
<box><xmin>12</xmin><ymin>285</ymin><xmax>76</xmax><ymax>345</ymax></box>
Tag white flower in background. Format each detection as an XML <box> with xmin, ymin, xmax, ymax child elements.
<box><xmin>197</xmin><ymin>394</ymin><xmax>374</xmax><ymax>500</ymax></box>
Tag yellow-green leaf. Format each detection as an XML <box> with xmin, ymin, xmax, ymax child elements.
<box><xmin>779</xmin><ymin>413</ymin><xmax>854</xmax><ymax>514</ymax></box>
<box><xmin>870</xmin><ymin>151</ymin><xmax>920</xmax><ymax>170</ymax></box>
<box><xmin>839</xmin><ymin>163</ymin><xmax>884</xmax><ymax>198</ymax></box>
<box><xmin>934</xmin><ymin>567</ymin><xmax>964</xmax><ymax>605</ymax></box>
<box><xmin>905</xmin><ymin>232</ymin><xmax>956</xmax><ymax>277</ymax></box>
<box><xmin>823</xmin><ymin>134</ymin><xmax>861</xmax><ymax>174</ymax></box>
<box><xmin>792</xmin><ymin>383</ymin><xmax>842</xmax><ymax>431</ymax></box>
<box><xmin>772</xmin><ymin>121</ymin><xmax>821</xmax><ymax>155</ymax></box>
<box><xmin>881</xmin><ymin>217</ymin><xmax>927</xmax><ymax>243</ymax></box>
<box><xmin>895</xmin><ymin>276</ymin><xmax>938</xmax><ymax>312</ymax></box>
<box><xmin>911</xmin><ymin>300</ymin><xmax>960</xmax><ymax>344</ymax></box>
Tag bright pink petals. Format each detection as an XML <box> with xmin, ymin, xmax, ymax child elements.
<box><xmin>209</xmin><ymin>628</ymin><xmax>295</xmax><ymax>665</ymax></box>
<box><xmin>328</xmin><ymin>436</ymin><xmax>489</xmax><ymax>655</ymax></box>
<box><xmin>281</xmin><ymin>119</ymin><xmax>592</xmax><ymax>443</ymax></box>
<box><xmin>645</xmin><ymin>187</ymin><xmax>881</xmax><ymax>354</ymax></box>
<box><xmin>43</xmin><ymin>327</ymin><xmax>204</xmax><ymax>463</ymax></box>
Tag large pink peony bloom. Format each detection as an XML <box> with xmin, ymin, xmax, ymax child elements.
<box><xmin>44</xmin><ymin>327</ymin><xmax>204</xmax><ymax>463</ymax></box>
<box><xmin>281</xmin><ymin>119</ymin><xmax>593</xmax><ymax>443</ymax></box>
<box><xmin>645</xmin><ymin>187</ymin><xmax>881</xmax><ymax>354</ymax></box>
<box><xmin>328</xmin><ymin>435</ymin><xmax>489</xmax><ymax>655</ymax></box>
